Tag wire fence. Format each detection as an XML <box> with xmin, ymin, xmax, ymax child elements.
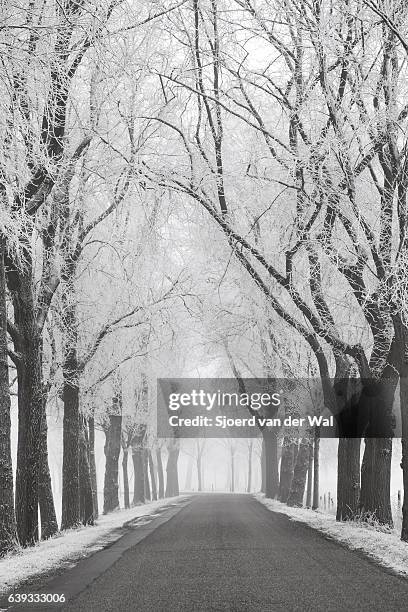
<box><xmin>315</xmin><ymin>490</ymin><xmax>403</xmax><ymax>532</ymax></box>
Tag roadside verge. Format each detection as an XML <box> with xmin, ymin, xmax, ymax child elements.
<box><xmin>0</xmin><ymin>496</ymin><xmax>190</xmax><ymax>599</ymax></box>
<box><xmin>255</xmin><ymin>493</ymin><xmax>408</xmax><ymax>578</ymax></box>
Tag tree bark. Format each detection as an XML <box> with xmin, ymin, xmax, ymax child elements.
<box><xmin>263</xmin><ymin>430</ymin><xmax>279</xmax><ymax>499</ymax></box>
<box><xmin>287</xmin><ymin>437</ymin><xmax>310</xmax><ymax>507</ymax></box>
<box><xmin>197</xmin><ymin>453</ymin><xmax>202</xmax><ymax>492</ymax></box>
<box><xmin>401</xmin><ymin>374</ymin><xmax>408</xmax><ymax>541</ymax></box>
<box><xmin>230</xmin><ymin>448</ymin><xmax>235</xmax><ymax>493</ymax></box>
<box><xmin>7</xmin><ymin>241</ymin><xmax>48</xmax><ymax>547</ymax></box>
<box><xmin>103</xmin><ymin>413</ymin><xmax>122</xmax><ymax>514</ymax></box>
<box><xmin>0</xmin><ymin>237</ymin><xmax>17</xmax><ymax>555</ymax></box>
<box><xmin>15</xmin><ymin>325</ymin><xmax>43</xmax><ymax>545</ymax></box>
<box><xmin>132</xmin><ymin>447</ymin><xmax>145</xmax><ymax>505</ymax></box>
<box><xmin>261</xmin><ymin>437</ymin><xmax>266</xmax><ymax>493</ymax></box>
<box><xmin>306</xmin><ymin>440</ymin><xmax>314</xmax><ymax>508</ymax></box>
<box><xmin>88</xmin><ymin>416</ymin><xmax>98</xmax><ymax>519</ymax></box>
<box><xmin>184</xmin><ymin>453</ymin><xmax>193</xmax><ymax>491</ymax></box>
<box><xmin>278</xmin><ymin>436</ymin><xmax>296</xmax><ymax>503</ymax></box>
<box><xmin>312</xmin><ymin>429</ymin><xmax>320</xmax><ymax>510</ymax></box>
<box><xmin>10</xmin><ymin>255</ymin><xmax>58</xmax><ymax>545</ymax></box>
<box><xmin>38</xmin><ymin>402</ymin><xmax>58</xmax><ymax>539</ymax></box>
<box><xmin>61</xmin><ymin>350</ymin><xmax>80</xmax><ymax>530</ymax></box>
<box><xmin>246</xmin><ymin>440</ymin><xmax>253</xmax><ymax>493</ymax></box>
<box><xmin>392</xmin><ymin>317</ymin><xmax>408</xmax><ymax>539</ymax></box>
<box><xmin>359</xmin><ymin>378</ymin><xmax>397</xmax><ymax>526</ymax></box>
<box><xmin>360</xmin><ymin>437</ymin><xmax>393</xmax><ymax>525</ymax></box>
<box><xmin>156</xmin><ymin>448</ymin><xmax>164</xmax><ymax>498</ymax></box>
<box><xmin>336</xmin><ymin>437</ymin><xmax>360</xmax><ymax>520</ymax></box>
<box><xmin>165</xmin><ymin>445</ymin><xmax>179</xmax><ymax>497</ymax></box>
<box><xmin>122</xmin><ymin>447</ymin><xmax>130</xmax><ymax>509</ymax></box>
<box><xmin>143</xmin><ymin>449</ymin><xmax>151</xmax><ymax>501</ymax></box>
<box><xmin>79</xmin><ymin>416</ymin><xmax>94</xmax><ymax>526</ymax></box>
<box><xmin>148</xmin><ymin>450</ymin><xmax>157</xmax><ymax>500</ymax></box>
<box><xmin>60</xmin><ymin>256</ymin><xmax>83</xmax><ymax>531</ymax></box>
<box><xmin>396</xmin><ymin>320</ymin><xmax>408</xmax><ymax>540</ymax></box>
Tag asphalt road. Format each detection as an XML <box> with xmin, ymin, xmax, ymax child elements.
<box><xmin>8</xmin><ymin>494</ymin><xmax>408</xmax><ymax>611</ymax></box>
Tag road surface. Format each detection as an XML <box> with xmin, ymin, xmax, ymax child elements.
<box><xmin>7</xmin><ymin>494</ymin><xmax>408</xmax><ymax>611</ymax></box>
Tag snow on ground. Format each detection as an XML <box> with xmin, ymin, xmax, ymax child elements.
<box><xmin>255</xmin><ymin>493</ymin><xmax>408</xmax><ymax>577</ymax></box>
<box><xmin>0</xmin><ymin>496</ymin><xmax>187</xmax><ymax>596</ymax></box>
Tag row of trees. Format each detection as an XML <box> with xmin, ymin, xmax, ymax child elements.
<box><xmin>98</xmin><ymin>375</ymin><xmax>180</xmax><ymax>516</ymax></box>
<box><xmin>2</xmin><ymin>0</ymin><xmax>408</xmax><ymax>559</ymax></box>
<box><xmin>135</xmin><ymin>0</ymin><xmax>408</xmax><ymax>539</ymax></box>
<box><xmin>0</xmin><ymin>0</ymin><xmax>191</xmax><ymax>555</ymax></box>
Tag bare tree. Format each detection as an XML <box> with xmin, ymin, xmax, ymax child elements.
<box><xmin>102</xmin><ymin>375</ymin><xmax>123</xmax><ymax>516</ymax></box>
<box><xmin>137</xmin><ymin>0</ymin><xmax>408</xmax><ymax>530</ymax></box>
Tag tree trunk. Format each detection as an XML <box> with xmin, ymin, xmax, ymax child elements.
<box><xmin>60</xmin><ymin>258</ymin><xmax>82</xmax><ymax>531</ymax></box>
<box><xmin>247</xmin><ymin>440</ymin><xmax>253</xmax><ymax>493</ymax></box>
<box><xmin>156</xmin><ymin>448</ymin><xmax>164</xmax><ymax>498</ymax></box>
<box><xmin>165</xmin><ymin>446</ymin><xmax>179</xmax><ymax>497</ymax></box>
<box><xmin>287</xmin><ymin>437</ymin><xmax>310</xmax><ymax>507</ymax></box>
<box><xmin>15</xmin><ymin>323</ymin><xmax>43</xmax><ymax>546</ymax></box>
<box><xmin>261</xmin><ymin>437</ymin><xmax>266</xmax><ymax>493</ymax></box>
<box><xmin>305</xmin><ymin>440</ymin><xmax>314</xmax><ymax>508</ymax></box>
<box><xmin>197</xmin><ymin>453</ymin><xmax>202</xmax><ymax>492</ymax></box>
<box><xmin>122</xmin><ymin>447</ymin><xmax>130</xmax><ymax>509</ymax></box>
<box><xmin>359</xmin><ymin>378</ymin><xmax>396</xmax><ymax>526</ymax></box>
<box><xmin>132</xmin><ymin>447</ymin><xmax>145</xmax><ymax>505</ymax></box>
<box><xmin>103</xmin><ymin>414</ymin><xmax>122</xmax><ymax>514</ymax></box>
<box><xmin>0</xmin><ymin>237</ymin><xmax>17</xmax><ymax>555</ymax></box>
<box><xmin>10</xmin><ymin>254</ymin><xmax>44</xmax><ymax>546</ymax></box>
<box><xmin>88</xmin><ymin>416</ymin><xmax>98</xmax><ymax>519</ymax></box>
<box><xmin>337</xmin><ymin>437</ymin><xmax>360</xmax><ymax>520</ymax></box>
<box><xmin>312</xmin><ymin>429</ymin><xmax>320</xmax><ymax>510</ymax></box>
<box><xmin>396</xmin><ymin>319</ymin><xmax>408</xmax><ymax>540</ymax></box>
<box><xmin>401</xmin><ymin>374</ymin><xmax>408</xmax><ymax>541</ymax></box>
<box><xmin>61</xmin><ymin>355</ymin><xmax>80</xmax><ymax>530</ymax></box>
<box><xmin>278</xmin><ymin>436</ymin><xmax>296</xmax><ymax>503</ymax></box>
<box><xmin>12</xmin><ymin>257</ymin><xmax>56</xmax><ymax>545</ymax></box>
<box><xmin>230</xmin><ymin>449</ymin><xmax>235</xmax><ymax>493</ymax></box>
<box><xmin>38</xmin><ymin>402</ymin><xmax>58</xmax><ymax>539</ymax></box>
<box><xmin>184</xmin><ymin>453</ymin><xmax>193</xmax><ymax>491</ymax></box>
<box><xmin>143</xmin><ymin>449</ymin><xmax>151</xmax><ymax>501</ymax></box>
<box><xmin>360</xmin><ymin>437</ymin><xmax>393</xmax><ymax>525</ymax></box>
<box><xmin>263</xmin><ymin>430</ymin><xmax>279</xmax><ymax>499</ymax></box>
<box><xmin>79</xmin><ymin>416</ymin><xmax>94</xmax><ymax>526</ymax></box>
<box><xmin>148</xmin><ymin>450</ymin><xmax>157</xmax><ymax>501</ymax></box>
<box><xmin>391</xmin><ymin>317</ymin><xmax>408</xmax><ymax>539</ymax></box>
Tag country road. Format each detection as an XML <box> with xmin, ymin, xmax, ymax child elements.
<box><xmin>6</xmin><ymin>494</ymin><xmax>408</xmax><ymax>612</ymax></box>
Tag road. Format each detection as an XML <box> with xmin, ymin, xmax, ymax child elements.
<box><xmin>7</xmin><ymin>494</ymin><xmax>408</xmax><ymax>611</ymax></box>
